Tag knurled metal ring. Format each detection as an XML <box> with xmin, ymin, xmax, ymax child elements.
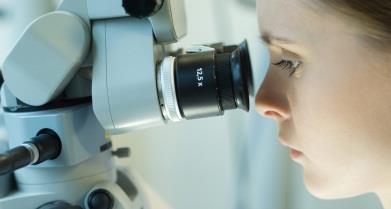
<box><xmin>158</xmin><ymin>56</ymin><xmax>183</xmax><ymax>121</ymax></box>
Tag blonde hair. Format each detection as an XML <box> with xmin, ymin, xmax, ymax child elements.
<box><xmin>314</xmin><ymin>0</ymin><xmax>391</xmax><ymax>51</ymax></box>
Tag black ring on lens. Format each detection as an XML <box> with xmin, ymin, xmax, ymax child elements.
<box><xmin>231</xmin><ymin>49</ymin><xmax>249</xmax><ymax>111</ymax></box>
<box><xmin>238</xmin><ymin>40</ymin><xmax>254</xmax><ymax>96</ymax></box>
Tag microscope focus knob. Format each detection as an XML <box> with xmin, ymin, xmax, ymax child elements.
<box><xmin>122</xmin><ymin>0</ymin><xmax>164</xmax><ymax>18</ymax></box>
<box><xmin>87</xmin><ymin>189</ymin><xmax>114</xmax><ymax>209</ymax></box>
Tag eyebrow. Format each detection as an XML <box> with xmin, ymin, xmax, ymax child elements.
<box><xmin>260</xmin><ymin>31</ymin><xmax>295</xmax><ymax>45</ymax></box>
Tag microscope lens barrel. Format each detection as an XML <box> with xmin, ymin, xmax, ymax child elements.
<box><xmin>159</xmin><ymin>40</ymin><xmax>253</xmax><ymax>121</ymax></box>
<box><xmin>174</xmin><ymin>51</ymin><xmax>223</xmax><ymax>119</ymax></box>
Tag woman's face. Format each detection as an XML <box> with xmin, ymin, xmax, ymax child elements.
<box><xmin>256</xmin><ymin>0</ymin><xmax>391</xmax><ymax>199</ymax></box>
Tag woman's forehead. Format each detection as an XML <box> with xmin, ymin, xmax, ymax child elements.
<box><xmin>258</xmin><ymin>0</ymin><xmax>319</xmax><ymax>40</ymax></box>
<box><xmin>257</xmin><ymin>0</ymin><xmax>353</xmax><ymax>52</ymax></box>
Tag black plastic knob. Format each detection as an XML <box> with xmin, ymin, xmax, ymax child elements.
<box><xmin>122</xmin><ymin>0</ymin><xmax>164</xmax><ymax>18</ymax></box>
<box><xmin>88</xmin><ymin>189</ymin><xmax>114</xmax><ymax>209</ymax></box>
<box><xmin>112</xmin><ymin>147</ymin><xmax>131</xmax><ymax>158</ymax></box>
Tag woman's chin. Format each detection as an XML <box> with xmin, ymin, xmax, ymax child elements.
<box><xmin>302</xmin><ymin>170</ymin><xmax>366</xmax><ymax>200</ymax></box>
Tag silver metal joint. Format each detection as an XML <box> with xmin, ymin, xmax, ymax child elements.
<box><xmin>22</xmin><ymin>143</ymin><xmax>39</xmax><ymax>165</ymax></box>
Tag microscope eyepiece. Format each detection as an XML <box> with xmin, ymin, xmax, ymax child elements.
<box><xmin>158</xmin><ymin>40</ymin><xmax>253</xmax><ymax>121</ymax></box>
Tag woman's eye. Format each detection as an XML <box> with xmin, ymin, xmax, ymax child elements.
<box><xmin>273</xmin><ymin>59</ymin><xmax>302</xmax><ymax>77</ymax></box>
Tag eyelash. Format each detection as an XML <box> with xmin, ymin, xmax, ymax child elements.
<box><xmin>273</xmin><ymin>59</ymin><xmax>302</xmax><ymax>77</ymax></box>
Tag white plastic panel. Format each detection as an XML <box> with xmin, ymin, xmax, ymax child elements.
<box><xmin>92</xmin><ymin>17</ymin><xmax>165</xmax><ymax>135</ymax></box>
<box><xmin>86</xmin><ymin>0</ymin><xmax>126</xmax><ymax>20</ymax></box>
<box><xmin>91</xmin><ymin>21</ymin><xmax>114</xmax><ymax>132</ymax></box>
<box><xmin>2</xmin><ymin>11</ymin><xmax>90</xmax><ymax>106</ymax></box>
<box><xmin>149</xmin><ymin>0</ymin><xmax>187</xmax><ymax>43</ymax></box>
<box><xmin>87</xmin><ymin>0</ymin><xmax>187</xmax><ymax>43</ymax></box>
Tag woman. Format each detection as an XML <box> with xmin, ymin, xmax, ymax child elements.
<box><xmin>255</xmin><ymin>0</ymin><xmax>391</xmax><ymax>208</ymax></box>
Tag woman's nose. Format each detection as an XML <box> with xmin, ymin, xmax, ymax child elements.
<box><xmin>255</xmin><ymin>90</ymin><xmax>291</xmax><ymax>122</ymax></box>
<box><xmin>255</xmin><ymin>71</ymin><xmax>291</xmax><ymax>122</ymax></box>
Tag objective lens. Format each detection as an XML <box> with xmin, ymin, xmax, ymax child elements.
<box><xmin>158</xmin><ymin>40</ymin><xmax>253</xmax><ymax>121</ymax></box>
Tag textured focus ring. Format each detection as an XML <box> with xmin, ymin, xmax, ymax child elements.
<box><xmin>159</xmin><ymin>56</ymin><xmax>183</xmax><ymax>121</ymax></box>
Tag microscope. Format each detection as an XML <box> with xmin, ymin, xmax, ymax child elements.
<box><xmin>0</xmin><ymin>0</ymin><xmax>254</xmax><ymax>208</ymax></box>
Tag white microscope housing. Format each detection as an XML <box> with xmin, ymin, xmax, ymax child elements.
<box><xmin>2</xmin><ymin>0</ymin><xmax>187</xmax><ymax>134</ymax></box>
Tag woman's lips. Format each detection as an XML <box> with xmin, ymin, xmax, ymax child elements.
<box><xmin>290</xmin><ymin>149</ymin><xmax>303</xmax><ymax>159</ymax></box>
<box><xmin>278</xmin><ymin>136</ymin><xmax>297</xmax><ymax>149</ymax></box>
<box><xmin>278</xmin><ymin>136</ymin><xmax>303</xmax><ymax>159</ymax></box>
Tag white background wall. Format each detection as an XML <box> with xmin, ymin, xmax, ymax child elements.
<box><xmin>0</xmin><ymin>0</ymin><xmax>384</xmax><ymax>209</ymax></box>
